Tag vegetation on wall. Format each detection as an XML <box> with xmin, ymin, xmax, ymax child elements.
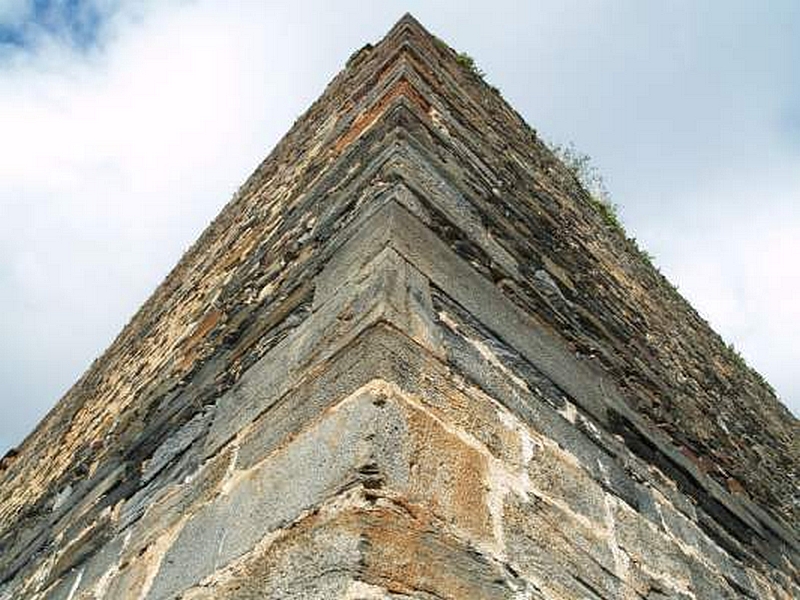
<box><xmin>455</xmin><ymin>52</ymin><xmax>485</xmax><ymax>79</ymax></box>
<box><xmin>550</xmin><ymin>141</ymin><xmax>777</xmax><ymax>397</ymax></box>
<box><xmin>431</xmin><ymin>37</ymin><xmax>501</xmax><ymax>96</ymax></box>
<box><xmin>548</xmin><ymin>141</ymin><xmax>662</xmax><ymax>270</ymax></box>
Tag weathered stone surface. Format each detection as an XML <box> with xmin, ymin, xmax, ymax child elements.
<box><xmin>0</xmin><ymin>12</ymin><xmax>797</xmax><ymax>600</ymax></box>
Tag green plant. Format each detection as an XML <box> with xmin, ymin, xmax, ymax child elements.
<box><xmin>549</xmin><ymin>143</ymin><xmax>609</xmax><ymax>201</ymax></box>
<box><xmin>433</xmin><ymin>41</ymin><xmax>501</xmax><ymax>95</ymax></box>
<box><xmin>456</xmin><ymin>52</ymin><xmax>485</xmax><ymax>79</ymax></box>
<box><xmin>549</xmin><ymin>141</ymin><xmax>777</xmax><ymax>397</ymax></box>
<box><xmin>548</xmin><ymin>141</ymin><xmax>671</xmax><ymax>279</ymax></box>
<box><xmin>432</xmin><ymin>35</ymin><xmax>450</xmax><ymax>54</ymax></box>
<box><xmin>549</xmin><ymin>142</ymin><xmax>620</xmax><ymax>228</ymax></box>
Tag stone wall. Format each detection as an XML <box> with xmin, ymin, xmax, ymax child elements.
<box><xmin>1</xmin><ymin>14</ymin><xmax>797</xmax><ymax>600</ymax></box>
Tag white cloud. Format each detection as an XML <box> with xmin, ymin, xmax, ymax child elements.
<box><xmin>0</xmin><ymin>0</ymin><xmax>32</xmax><ymax>26</ymax></box>
<box><xmin>640</xmin><ymin>168</ymin><xmax>800</xmax><ymax>407</ymax></box>
<box><xmin>0</xmin><ymin>0</ymin><xmax>351</xmax><ymax>449</ymax></box>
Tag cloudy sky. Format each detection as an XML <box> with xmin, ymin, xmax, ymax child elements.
<box><xmin>0</xmin><ymin>1</ymin><xmax>798</xmax><ymax>454</ymax></box>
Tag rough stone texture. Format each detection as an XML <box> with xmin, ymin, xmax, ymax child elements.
<box><xmin>1</xmin><ymin>13</ymin><xmax>798</xmax><ymax>600</ymax></box>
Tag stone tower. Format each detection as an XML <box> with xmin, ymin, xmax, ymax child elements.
<box><xmin>1</xmin><ymin>14</ymin><xmax>797</xmax><ymax>600</ymax></box>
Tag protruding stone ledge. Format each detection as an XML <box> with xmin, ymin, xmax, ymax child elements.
<box><xmin>311</xmin><ymin>195</ymin><xmax>800</xmax><ymax>579</ymax></box>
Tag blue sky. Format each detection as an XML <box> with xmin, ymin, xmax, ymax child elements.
<box><xmin>0</xmin><ymin>0</ymin><xmax>105</xmax><ymax>49</ymax></box>
<box><xmin>0</xmin><ymin>1</ymin><xmax>798</xmax><ymax>453</ymax></box>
